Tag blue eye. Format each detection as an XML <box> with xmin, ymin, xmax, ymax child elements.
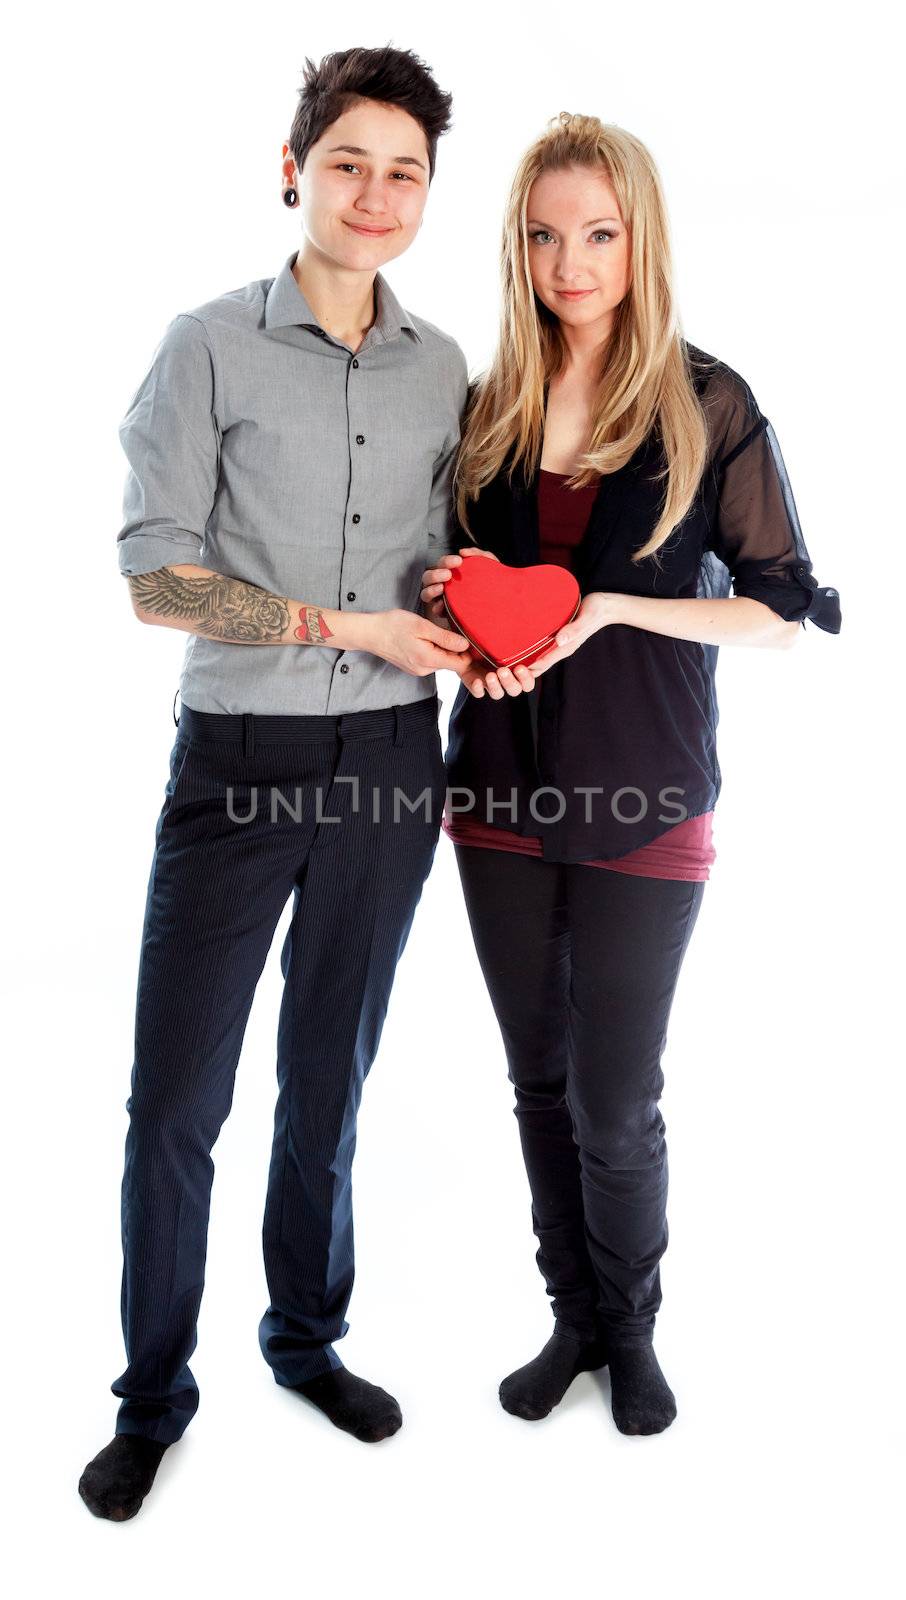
<box><xmin>529</xmin><ymin>230</ymin><xmax>553</xmax><ymax>244</ymax></box>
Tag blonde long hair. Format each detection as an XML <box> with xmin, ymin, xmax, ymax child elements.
<box><xmin>455</xmin><ymin>114</ymin><xmax>713</xmax><ymax>564</ymax></box>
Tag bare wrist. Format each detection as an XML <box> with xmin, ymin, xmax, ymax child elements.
<box><xmin>591</xmin><ymin>591</ymin><xmax>623</xmax><ymax>628</ymax></box>
<box><xmin>333</xmin><ymin>609</ymin><xmax>379</xmax><ymax>653</ymax></box>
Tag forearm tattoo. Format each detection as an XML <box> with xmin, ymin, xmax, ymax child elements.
<box><xmin>128</xmin><ymin>570</ymin><xmax>331</xmax><ymax>646</ymax></box>
<box><xmin>294</xmin><ymin>606</ymin><xmax>335</xmax><ymax>644</ymax></box>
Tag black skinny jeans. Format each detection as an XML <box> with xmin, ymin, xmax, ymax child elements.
<box><xmin>453</xmin><ymin>844</ymin><xmax>706</xmax><ymax>1346</ymax></box>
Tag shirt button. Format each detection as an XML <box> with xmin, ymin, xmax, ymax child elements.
<box><xmin>351</xmin><ymin>513</ymin><xmax>361</xmax><ymax>524</ymax></box>
<box><xmin>355</xmin><ymin>434</ymin><xmax>365</xmax><ymax>445</ymax></box>
<box><xmin>352</xmin><ymin>358</ymin><xmax>359</xmax><ymax>368</ymax></box>
<box><xmin>347</xmin><ymin>591</ymin><xmax>356</xmax><ymax>602</ymax></box>
<box><xmin>340</xmin><ymin>663</ymin><xmax>350</xmax><ymax>674</ymax></box>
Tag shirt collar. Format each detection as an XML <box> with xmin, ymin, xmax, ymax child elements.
<box><xmin>264</xmin><ymin>250</ymin><xmax>421</xmax><ymax>343</ymax></box>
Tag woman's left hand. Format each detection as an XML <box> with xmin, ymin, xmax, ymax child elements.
<box><xmin>529</xmin><ymin>592</ymin><xmax>615</xmax><ymax>675</ymax></box>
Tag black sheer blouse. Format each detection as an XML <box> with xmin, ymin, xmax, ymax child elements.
<box><xmin>443</xmin><ymin>343</ymin><xmax>842</xmax><ymax>862</ymax></box>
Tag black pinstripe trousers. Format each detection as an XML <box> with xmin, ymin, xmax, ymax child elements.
<box><xmin>111</xmin><ymin>693</ymin><xmax>446</xmax><ymax>1443</ymax></box>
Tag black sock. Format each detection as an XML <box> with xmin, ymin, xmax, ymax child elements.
<box><xmin>292</xmin><ymin>1366</ymin><xmax>402</xmax><ymax>1442</ymax></box>
<box><xmin>78</xmin><ymin>1434</ymin><xmax>170</xmax><ymax>1520</ymax></box>
<box><xmin>499</xmin><ymin>1326</ymin><xmax>609</xmax><ymax>1421</ymax></box>
<box><xmin>607</xmin><ymin>1341</ymin><xmax>677</xmax><ymax>1435</ymax></box>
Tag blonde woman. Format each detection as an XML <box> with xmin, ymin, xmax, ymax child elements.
<box><xmin>421</xmin><ymin>115</ymin><xmax>840</xmax><ymax>1435</ymax></box>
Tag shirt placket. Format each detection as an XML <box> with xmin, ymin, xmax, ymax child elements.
<box><xmin>314</xmin><ymin>324</ymin><xmax>381</xmax><ymax>714</ymax></box>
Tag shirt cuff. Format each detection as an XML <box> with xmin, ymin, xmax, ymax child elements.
<box><xmin>117</xmin><ymin>528</ymin><xmax>205</xmax><ymax>577</ymax></box>
<box><xmin>731</xmin><ymin>560</ymin><xmax>842</xmax><ymax>634</ymax></box>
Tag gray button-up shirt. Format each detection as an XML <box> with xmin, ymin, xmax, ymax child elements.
<box><xmin>116</xmin><ymin>250</ymin><xmax>469</xmax><ymax>715</ymax></box>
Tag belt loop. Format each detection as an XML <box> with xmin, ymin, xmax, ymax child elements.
<box><xmin>172</xmin><ymin>687</ymin><xmax>181</xmax><ymax>727</ymax></box>
<box><xmin>393</xmin><ymin>706</ymin><xmax>404</xmax><ymax>746</ymax></box>
<box><xmin>243</xmin><ymin>712</ymin><xmax>255</xmax><ymax>758</ymax></box>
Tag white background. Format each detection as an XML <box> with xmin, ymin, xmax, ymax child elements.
<box><xmin>2</xmin><ymin>0</ymin><xmax>902</xmax><ymax>1593</ymax></box>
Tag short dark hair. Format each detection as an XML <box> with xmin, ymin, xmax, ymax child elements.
<box><xmin>288</xmin><ymin>45</ymin><xmax>453</xmax><ymax>183</ymax></box>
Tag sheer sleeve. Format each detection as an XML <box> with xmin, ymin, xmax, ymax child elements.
<box><xmin>702</xmin><ymin>366</ymin><xmax>841</xmax><ymax>633</ymax></box>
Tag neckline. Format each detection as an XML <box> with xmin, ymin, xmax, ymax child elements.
<box><xmin>539</xmin><ymin>467</ymin><xmax>600</xmax><ymax>485</ymax></box>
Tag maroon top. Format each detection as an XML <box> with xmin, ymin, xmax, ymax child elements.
<box><xmin>442</xmin><ymin>467</ymin><xmax>717</xmax><ymax>882</ymax></box>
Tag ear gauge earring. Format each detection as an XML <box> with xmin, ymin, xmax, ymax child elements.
<box><xmin>283</xmin><ymin>186</ymin><xmax>298</xmax><ymax>208</ymax></box>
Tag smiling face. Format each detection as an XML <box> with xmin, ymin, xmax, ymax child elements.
<box><xmin>526</xmin><ymin>164</ymin><xmax>632</xmax><ymax>341</ymax></box>
<box><xmin>286</xmin><ymin>99</ymin><xmax>430</xmax><ymax>273</ymax></box>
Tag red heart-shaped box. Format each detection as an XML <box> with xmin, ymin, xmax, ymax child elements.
<box><xmin>442</xmin><ymin>557</ymin><xmax>581</xmax><ymax>669</ymax></box>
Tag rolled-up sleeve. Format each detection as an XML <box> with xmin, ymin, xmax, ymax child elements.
<box><xmin>116</xmin><ymin>313</ymin><xmax>221</xmax><ymax>577</ymax></box>
<box><xmin>707</xmin><ymin>371</ymin><xmax>841</xmax><ymax>634</ymax></box>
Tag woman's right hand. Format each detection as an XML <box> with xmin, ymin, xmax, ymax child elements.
<box><xmin>419</xmin><ymin>547</ymin><xmax>535</xmax><ymax>698</ymax></box>
<box><xmin>460</xmin><ymin>660</ymin><xmax>537</xmax><ymax>699</ymax></box>
<box><xmin>419</xmin><ymin>546</ymin><xmax>500</xmax><ymax>609</ymax></box>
